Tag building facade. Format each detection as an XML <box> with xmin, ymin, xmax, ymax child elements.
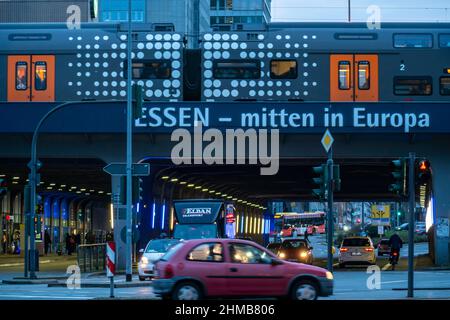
<box><xmin>209</xmin><ymin>0</ymin><xmax>271</xmax><ymax>28</ymax></box>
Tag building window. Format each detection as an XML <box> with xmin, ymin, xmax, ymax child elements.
<box><xmin>226</xmin><ymin>0</ymin><xmax>233</xmax><ymax>9</ymax></box>
<box><xmin>358</xmin><ymin>61</ymin><xmax>370</xmax><ymax>90</ymax></box>
<box><xmin>124</xmin><ymin>60</ymin><xmax>172</xmax><ymax>79</ymax></box>
<box><xmin>34</xmin><ymin>61</ymin><xmax>47</xmax><ymax>91</ymax></box>
<box><xmin>15</xmin><ymin>61</ymin><xmax>28</xmax><ymax>90</ymax></box>
<box><xmin>338</xmin><ymin>61</ymin><xmax>351</xmax><ymax>90</ymax></box>
<box><xmin>210</xmin><ymin>0</ymin><xmax>217</xmax><ymax>10</ymax></box>
<box><xmin>270</xmin><ymin>60</ymin><xmax>297</xmax><ymax>79</ymax></box>
<box><xmin>440</xmin><ymin>77</ymin><xmax>450</xmax><ymax>95</ymax></box>
<box><xmin>394</xmin><ymin>77</ymin><xmax>432</xmax><ymax>95</ymax></box>
<box><xmin>213</xmin><ymin>60</ymin><xmax>260</xmax><ymax>79</ymax></box>
<box><xmin>187</xmin><ymin>243</ymin><xmax>224</xmax><ymax>262</ymax></box>
<box><xmin>393</xmin><ymin>34</ymin><xmax>433</xmax><ymax>48</ymax></box>
<box><xmin>439</xmin><ymin>34</ymin><xmax>450</xmax><ymax>48</ymax></box>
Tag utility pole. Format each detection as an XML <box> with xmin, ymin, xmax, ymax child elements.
<box><xmin>125</xmin><ymin>0</ymin><xmax>133</xmax><ymax>282</ymax></box>
<box><xmin>348</xmin><ymin>0</ymin><xmax>351</xmax><ymax>22</ymax></box>
<box><xmin>407</xmin><ymin>153</ymin><xmax>416</xmax><ymax>298</ymax></box>
<box><xmin>327</xmin><ymin>147</ymin><xmax>334</xmax><ymax>273</ymax></box>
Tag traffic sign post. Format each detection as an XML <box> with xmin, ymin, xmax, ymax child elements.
<box><xmin>321</xmin><ymin>129</ymin><xmax>335</xmax><ymax>273</ymax></box>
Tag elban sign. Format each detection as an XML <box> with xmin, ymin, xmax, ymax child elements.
<box><xmin>173</xmin><ymin>200</ymin><xmax>223</xmax><ymax>224</ymax></box>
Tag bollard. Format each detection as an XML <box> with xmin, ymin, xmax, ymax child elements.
<box><xmin>106</xmin><ymin>241</ymin><xmax>116</xmax><ymax>298</ymax></box>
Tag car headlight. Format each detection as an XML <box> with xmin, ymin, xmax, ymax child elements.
<box><xmin>278</xmin><ymin>252</ymin><xmax>286</xmax><ymax>258</ymax></box>
<box><xmin>300</xmin><ymin>251</ymin><xmax>308</xmax><ymax>258</ymax></box>
<box><xmin>326</xmin><ymin>271</ymin><xmax>334</xmax><ymax>280</ymax></box>
<box><xmin>140</xmin><ymin>257</ymin><xmax>148</xmax><ymax>265</ymax></box>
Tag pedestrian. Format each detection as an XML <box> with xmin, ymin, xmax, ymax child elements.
<box><xmin>1</xmin><ymin>233</ymin><xmax>7</xmax><ymax>254</ymax></box>
<box><xmin>44</xmin><ymin>229</ymin><xmax>51</xmax><ymax>255</ymax></box>
<box><xmin>75</xmin><ymin>232</ymin><xmax>81</xmax><ymax>246</ymax></box>
<box><xmin>304</xmin><ymin>229</ymin><xmax>310</xmax><ymax>244</ymax></box>
<box><xmin>65</xmin><ymin>233</ymin><xmax>71</xmax><ymax>255</ymax></box>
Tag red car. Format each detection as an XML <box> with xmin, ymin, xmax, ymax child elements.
<box><xmin>153</xmin><ymin>238</ymin><xmax>333</xmax><ymax>300</ymax></box>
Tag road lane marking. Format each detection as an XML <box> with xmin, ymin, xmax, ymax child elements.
<box><xmin>382</xmin><ymin>263</ymin><xmax>391</xmax><ymax>271</ymax></box>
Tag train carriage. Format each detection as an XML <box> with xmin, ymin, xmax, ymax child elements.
<box><xmin>0</xmin><ymin>22</ymin><xmax>449</xmax><ymax>104</ymax></box>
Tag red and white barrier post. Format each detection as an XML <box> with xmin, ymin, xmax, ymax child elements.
<box><xmin>106</xmin><ymin>241</ymin><xmax>116</xmax><ymax>298</ymax></box>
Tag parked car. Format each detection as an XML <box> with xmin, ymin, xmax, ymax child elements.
<box><xmin>138</xmin><ymin>238</ymin><xmax>181</xmax><ymax>281</ymax></box>
<box><xmin>338</xmin><ymin>236</ymin><xmax>376</xmax><ymax>267</ymax></box>
<box><xmin>376</xmin><ymin>239</ymin><xmax>391</xmax><ymax>256</ymax></box>
<box><xmin>277</xmin><ymin>239</ymin><xmax>314</xmax><ymax>264</ymax></box>
<box><xmin>153</xmin><ymin>238</ymin><xmax>333</xmax><ymax>300</ymax></box>
<box><xmin>266</xmin><ymin>242</ymin><xmax>281</xmax><ymax>254</ymax></box>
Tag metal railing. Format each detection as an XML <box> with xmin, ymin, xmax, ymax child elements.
<box><xmin>77</xmin><ymin>243</ymin><xmax>106</xmax><ymax>273</ymax></box>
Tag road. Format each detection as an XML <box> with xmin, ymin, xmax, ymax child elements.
<box><xmin>0</xmin><ymin>271</ymin><xmax>449</xmax><ymax>300</ymax></box>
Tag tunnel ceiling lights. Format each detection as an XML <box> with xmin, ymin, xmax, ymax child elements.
<box><xmin>187</xmin><ymin>184</ymin><xmax>195</xmax><ymax>188</ymax></box>
<box><xmin>12</xmin><ymin>176</ymin><xmax>20</xmax><ymax>180</ymax></box>
<box><xmin>0</xmin><ymin>174</ymin><xmax>5</xmax><ymax>177</ymax></box>
<box><xmin>49</xmin><ymin>183</ymin><xmax>56</xmax><ymax>186</ymax></box>
<box><xmin>202</xmin><ymin>188</ymin><xmax>208</xmax><ymax>192</ymax></box>
<box><xmin>170</xmin><ymin>178</ymin><xmax>178</xmax><ymax>182</ymax></box>
<box><xmin>195</xmin><ymin>186</ymin><xmax>201</xmax><ymax>189</ymax></box>
<box><xmin>161</xmin><ymin>176</ymin><xmax>169</xmax><ymax>180</ymax></box>
<box><xmin>209</xmin><ymin>190</ymin><xmax>215</xmax><ymax>194</ymax></box>
<box><xmin>179</xmin><ymin>181</ymin><xmax>187</xmax><ymax>185</ymax></box>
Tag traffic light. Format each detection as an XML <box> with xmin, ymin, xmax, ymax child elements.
<box><xmin>132</xmin><ymin>83</ymin><xmax>144</xmax><ymax>119</ymax></box>
<box><xmin>0</xmin><ymin>178</ymin><xmax>7</xmax><ymax>198</ymax></box>
<box><xmin>333</xmin><ymin>164</ymin><xmax>341</xmax><ymax>192</ymax></box>
<box><xmin>397</xmin><ymin>211</ymin><xmax>402</xmax><ymax>217</ymax></box>
<box><xmin>389</xmin><ymin>159</ymin><xmax>407</xmax><ymax>195</ymax></box>
<box><xmin>416</xmin><ymin>159</ymin><xmax>431</xmax><ymax>183</ymax></box>
<box><xmin>312</xmin><ymin>164</ymin><xmax>328</xmax><ymax>200</ymax></box>
<box><xmin>132</xmin><ymin>177</ymin><xmax>144</xmax><ymax>204</ymax></box>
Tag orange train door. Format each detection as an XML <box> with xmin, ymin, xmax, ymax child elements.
<box><xmin>330</xmin><ymin>54</ymin><xmax>378</xmax><ymax>102</ymax></box>
<box><xmin>31</xmin><ymin>55</ymin><xmax>55</xmax><ymax>102</ymax></box>
<box><xmin>7</xmin><ymin>55</ymin><xmax>31</xmax><ymax>102</ymax></box>
<box><xmin>7</xmin><ymin>55</ymin><xmax>55</xmax><ymax>102</ymax></box>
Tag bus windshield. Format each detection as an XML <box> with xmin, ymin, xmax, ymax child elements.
<box><xmin>173</xmin><ymin>224</ymin><xmax>218</xmax><ymax>240</ymax></box>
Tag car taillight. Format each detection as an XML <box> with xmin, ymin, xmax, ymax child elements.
<box><xmin>340</xmin><ymin>248</ymin><xmax>348</xmax><ymax>252</ymax></box>
<box><xmin>163</xmin><ymin>264</ymin><xmax>174</xmax><ymax>279</ymax></box>
<box><xmin>393</xmin><ymin>252</ymin><xmax>398</xmax><ymax>256</ymax></box>
<box><xmin>365</xmin><ymin>248</ymin><xmax>374</xmax><ymax>252</ymax></box>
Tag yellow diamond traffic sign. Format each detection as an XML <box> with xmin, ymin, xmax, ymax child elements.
<box><xmin>321</xmin><ymin>129</ymin><xmax>334</xmax><ymax>153</ymax></box>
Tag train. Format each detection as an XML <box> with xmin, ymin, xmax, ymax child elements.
<box><xmin>1</xmin><ymin>22</ymin><xmax>449</xmax><ymax>104</ymax></box>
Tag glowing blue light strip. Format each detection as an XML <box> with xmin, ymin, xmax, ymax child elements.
<box><xmin>240</xmin><ymin>215</ymin><xmax>244</xmax><ymax>233</ymax></box>
<box><xmin>151</xmin><ymin>202</ymin><xmax>156</xmax><ymax>229</ymax></box>
<box><xmin>161</xmin><ymin>203</ymin><xmax>166</xmax><ymax>230</ymax></box>
<box><xmin>136</xmin><ymin>202</ymin><xmax>140</xmax><ymax>213</ymax></box>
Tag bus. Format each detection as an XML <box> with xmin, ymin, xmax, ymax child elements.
<box><xmin>172</xmin><ymin>199</ymin><xmax>226</xmax><ymax>240</ymax></box>
<box><xmin>273</xmin><ymin>212</ymin><xmax>326</xmax><ymax>238</ymax></box>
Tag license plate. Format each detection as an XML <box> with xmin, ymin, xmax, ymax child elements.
<box><xmin>351</xmin><ymin>252</ymin><xmax>362</xmax><ymax>256</ymax></box>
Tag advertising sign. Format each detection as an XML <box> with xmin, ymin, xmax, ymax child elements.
<box><xmin>173</xmin><ymin>199</ymin><xmax>223</xmax><ymax>224</ymax></box>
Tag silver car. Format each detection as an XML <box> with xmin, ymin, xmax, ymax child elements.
<box><xmin>338</xmin><ymin>236</ymin><xmax>376</xmax><ymax>268</ymax></box>
<box><xmin>138</xmin><ymin>239</ymin><xmax>181</xmax><ymax>281</ymax></box>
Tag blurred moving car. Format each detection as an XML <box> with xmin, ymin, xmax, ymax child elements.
<box><xmin>415</xmin><ymin>222</ymin><xmax>426</xmax><ymax>235</ymax></box>
<box><xmin>376</xmin><ymin>239</ymin><xmax>391</xmax><ymax>256</ymax></box>
<box><xmin>338</xmin><ymin>236</ymin><xmax>376</xmax><ymax>268</ymax></box>
<box><xmin>266</xmin><ymin>242</ymin><xmax>281</xmax><ymax>254</ymax></box>
<box><xmin>395</xmin><ymin>223</ymin><xmax>409</xmax><ymax>231</ymax></box>
<box><xmin>153</xmin><ymin>238</ymin><xmax>333</xmax><ymax>300</ymax></box>
<box><xmin>138</xmin><ymin>238</ymin><xmax>181</xmax><ymax>281</ymax></box>
<box><xmin>277</xmin><ymin>239</ymin><xmax>313</xmax><ymax>264</ymax></box>
<box><xmin>280</xmin><ymin>224</ymin><xmax>293</xmax><ymax>237</ymax></box>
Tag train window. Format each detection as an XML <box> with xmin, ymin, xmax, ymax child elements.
<box><xmin>34</xmin><ymin>61</ymin><xmax>47</xmax><ymax>91</ymax></box>
<box><xmin>338</xmin><ymin>61</ymin><xmax>351</xmax><ymax>90</ymax></box>
<box><xmin>394</xmin><ymin>77</ymin><xmax>432</xmax><ymax>95</ymax></box>
<box><xmin>213</xmin><ymin>60</ymin><xmax>260</xmax><ymax>79</ymax></box>
<box><xmin>440</xmin><ymin>77</ymin><xmax>450</xmax><ymax>95</ymax></box>
<box><xmin>124</xmin><ymin>60</ymin><xmax>171</xmax><ymax>79</ymax></box>
<box><xmin>439</xmin><ymin>34</ymin><xmax>450</xmax><ymax>48</ymax></box>
<box><xmin>270</xmin><ymin>60</ymin><xmax>297</xmax><ymax>79</ymax></box>
<box><xmin>358</xmin><ymin>61</ymin><xmax>370</xmax><ymax>90</ymax></box>
<box><xmin>15</xmin><ymin>61</ymin><xmax>28</xmax><ymax>90</ymax></box>
<box><xmin>393</xmin><ymin>34</ymin><xmax>433</xmax><ymax>48</ymax></box>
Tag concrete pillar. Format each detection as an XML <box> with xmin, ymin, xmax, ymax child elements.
<box><xmin>429</xmin><ymin>154</ymin><xmax>450</xmax><ymax>265</ymax></box>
